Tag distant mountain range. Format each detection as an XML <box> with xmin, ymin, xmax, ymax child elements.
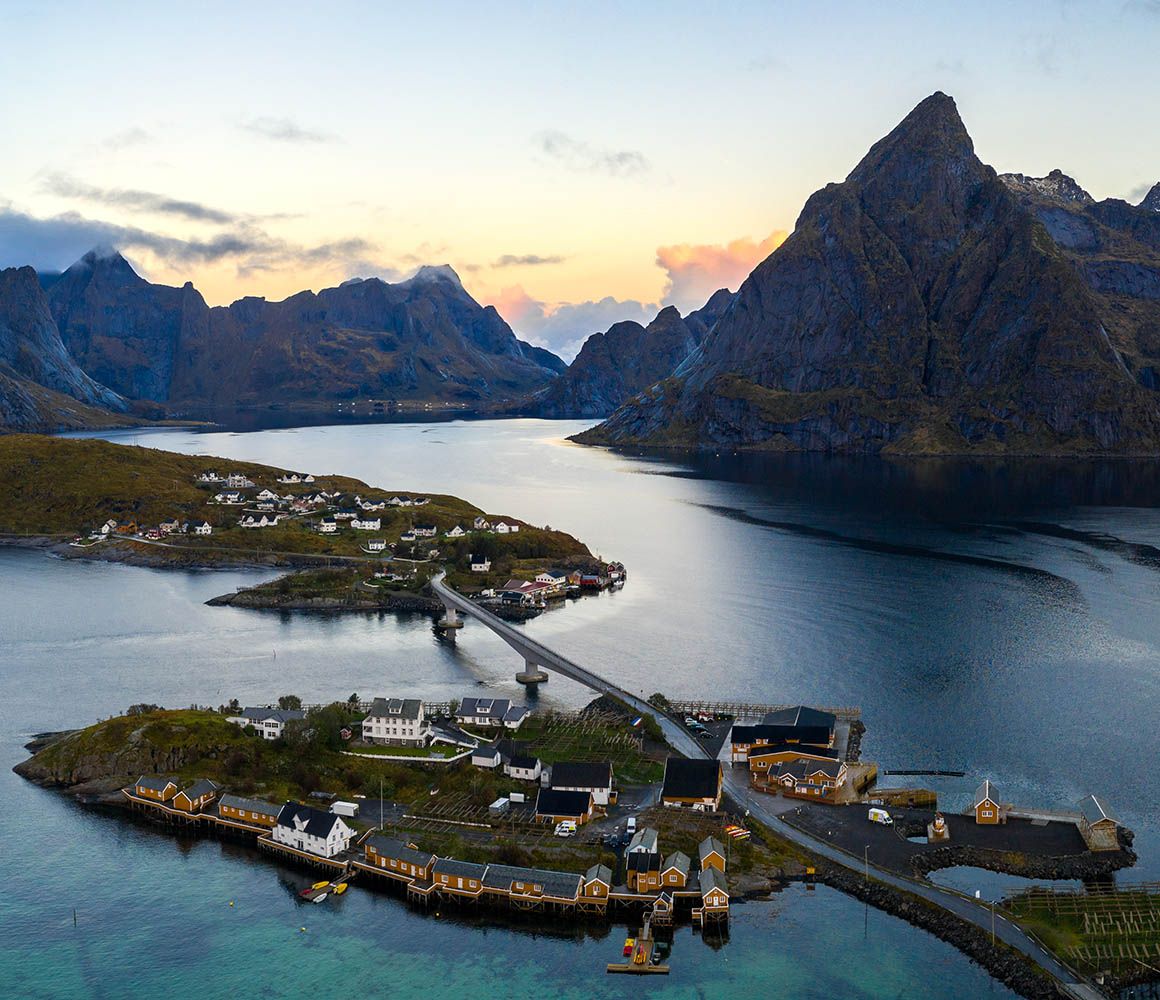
<box><xmin>40</xmin><ymin>251</ymin><xmax>564</xmax><ymax>410</ymax></box>
<box><xmin>516</xmin><ymin>289</ymin><xmax>734</xmax><ymax>418</ymax></box>
<box><xmin>577</xmin><ymin>93</ymin><xmax>1160</xmax><ymax>455</ymax></box>
<box><xmin>3</xmin><ymin>92</ymin><xmax>1160</xmax><ymax>452</ymax></box>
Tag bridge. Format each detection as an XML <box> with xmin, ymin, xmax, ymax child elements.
<box><xmin>430</xmin><ymin>572</ymin><xmax>1102</xmax><ymax>997</ymax></box>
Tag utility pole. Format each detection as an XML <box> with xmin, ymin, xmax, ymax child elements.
<box><xmin>991</xmin><ymin>900</ymin><xmax>996</xmax><ymax>946</ymax></box>
<box><xmin>864</xmin><ymin>844</ymin><xmax>869</xmax><ymax>884</ymax></box>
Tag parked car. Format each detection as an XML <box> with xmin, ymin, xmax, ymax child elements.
<box><xmin>554</xmin><ymin>820</ymin><xmax>577</xmax><ymax>837</ymax></box>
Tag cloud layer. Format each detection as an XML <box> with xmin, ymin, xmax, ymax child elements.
<box><xmin>41</xmin><ymin>174</ymin><xmax>238</xmax><ymax>225</ymax></box>
<box><xmin>240</xmin><ymin>117</ymin><xmax>337</xmax><ymax>144</ymax></box>
<box><xmin>0</xmin><ymin>205</ymin><xmax>380</xmax><ymax>283</ymax></box>
<box><xmin>656</xmin><ymin>230</ymin><xmax>787</xmax><ymax>313</ymax></box>
<box><xmin>536</xmin><ymin>130</ymin><xmax>650</xmax><ymax>178</ymax></box>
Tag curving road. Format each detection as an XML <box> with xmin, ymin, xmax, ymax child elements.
<box><xmin>431</xmin><ymin>573</ymin><xmax>1101</xmax><ymax>999</ymax></box>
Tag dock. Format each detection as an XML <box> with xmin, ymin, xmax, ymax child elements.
<box><xmin>607</xmin><ymin>915</ymin><xmax>670</xmax><ymax>975</ymax></box>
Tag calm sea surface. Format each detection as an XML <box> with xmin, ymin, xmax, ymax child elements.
<box><xmin>5</xmin><ymin>417</ymin><xmax>1160</xmax><ymax>997</ymax></box>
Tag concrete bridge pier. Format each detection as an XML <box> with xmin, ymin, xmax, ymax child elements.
<box><xmin>516</xmin><ymin>658</ymin><xmax>548</xmax><ymax>685</ymax></box>
<box><xmin>435</xmin><ymin>602</ymin><xmax>464</xmax><ymax>634</ymax></box>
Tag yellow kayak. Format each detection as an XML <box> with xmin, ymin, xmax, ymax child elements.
<box><xmin>333</xmin><ymin>883</ymin><xmax>348</xmax><ymax>895</ymax></box>
<box><xmin>312</xmin><ymin>880</ymin><xmax>330</xmax><ymax>890</ymax></box>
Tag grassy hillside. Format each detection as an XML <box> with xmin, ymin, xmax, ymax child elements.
<box><xmin>0</xmin><ymin>435</ymin><xmax>590</xmax><ymax>567</ymax></box>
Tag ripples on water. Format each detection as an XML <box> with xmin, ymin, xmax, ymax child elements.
<box><xmin>4</xmin><ymin>419</ymin><xmax>1158</xmax><ymax>997</ymax></box>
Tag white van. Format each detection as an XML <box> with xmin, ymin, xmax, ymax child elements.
<box><xmin>868</xmin><ymin>807</ymin><xmax>893</xmax><ymax>826</ymax></box>
<box><xmin>626</xmin><ymin>816</ymin><xmax>637</xmax><ymax>835</ymax></box>
<box><xmin>554</xmin><ymin>820</ymin><xmax>577</xmax><ymax>837</ymax></box>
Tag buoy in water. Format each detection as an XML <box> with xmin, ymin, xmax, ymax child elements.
<box><xmin>300</xmin><ymin>927</ymin><xmax>306</xmax><ymax>933</ymax></box>
<box><xmin>228</xmin><ymin>901</ymin><xmax>234</xmax><ymax>907</ymax></box>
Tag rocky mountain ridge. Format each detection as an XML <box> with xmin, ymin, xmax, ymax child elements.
<box><xmin>576</xmin><ymin>93</ymin><xmax>1160</xmax><ymax>455</ymax></box>
<box><xmin>43</xmin><ymin>253</ymin><xmax>564</xmax><ymax>409</ymax></box>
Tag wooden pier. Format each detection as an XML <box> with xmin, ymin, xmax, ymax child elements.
<box><xmin>669</xmin><ymin>700</ymin><xmax>861</xmax><ymax>721</ymax></box>
<box><xmin>607</xmin><ymin>915</ymin><xmax>670</xmax><ymax>975</ymax></box>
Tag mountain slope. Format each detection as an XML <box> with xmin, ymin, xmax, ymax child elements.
<box><xmin>520</xmin><ymin>290</ymin><xmax>735</xmax><ymax>418</ymax></box>
<box><xmin>46</xmin><ymin>257</ymin><xmax>563</xmax><ymax>407</ymax></box>
<box><xmin>577</xmin><ymin>93</ymin><xmax>1160</xmax><ymax>455</ymax></box>
<box><xmin>0</xmin><ymin>265</ymin><xmax>126</xmax><ymax>431</ymax></box>
<box><xmin>998</xmin><ymin>170</ymin><xmax>1160</xmax><ymax>392</ymax></box>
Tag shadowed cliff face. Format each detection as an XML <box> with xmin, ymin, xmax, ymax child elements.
<box><xmin>0</xmin><ymin>265</ymin><xmax>126</xmax><ymax>429</ymax></box>
<box><xmin>578</xmin><ymin>93</ymin><xmax>1160</xmax><ymax>455</ymax></box>
<box><xmin>998</xmin><ymin>170</ymin><xmax>1160</xmax><ymax>395</ymax></box>
<box><xmin>46</xmin><ymin>256</ymin><xmax>563</xmax><ymax>406</ymax></box>
<box><xmin>522</xmin><ymin>289</ymin><xmax>735</xmax><ymax>419</ymax></box>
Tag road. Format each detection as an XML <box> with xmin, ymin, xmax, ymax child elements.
<box><xmin>432</xmin><ymin>573</ymin><xmax>1099</xmax><ymax>997</ymax></box>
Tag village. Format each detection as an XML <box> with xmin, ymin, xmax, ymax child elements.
<box><xmin>105</xmin><ymin>688</ymin><xmax>1137</xmax><ymax>979</ymax></box>
<box><xmin>71</xmin><ymin>466</ymin><xmax>627</xmax><ymax>612</ymax></box>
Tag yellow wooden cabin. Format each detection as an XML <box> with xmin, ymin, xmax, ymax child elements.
<box><xmin>698</xmin><ymin>836</ymin><xmax>727</xmax><ymax>874</ymax></box>
<box><xmin>973</xmin><ymin>780</ymin><xmax>1004</xmax><ymax>825</ymax></box>
<box><xmin>171</xmin><ymin>779</ymin><xmax>221</xmax><ymax>813</ymax></box>
<box><xmin>218</xmin><ymin>794</ymin><xmax>280</xmax><ymax>827</ymax></box>
<box><xmin>134</xmin><ymin>775</ymin><xmax>178</xmax><ymax>803</ymax></box>
<box><xmin>365</xmin><ymin>835</ymin><xmax>436</xmax><ymax>880</ymax></box>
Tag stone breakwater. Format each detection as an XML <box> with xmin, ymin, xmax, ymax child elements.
<box><xmin>814</xmin><ymin>864</ymin><xmax>1063</xmax><ymax>1000</ymax></box>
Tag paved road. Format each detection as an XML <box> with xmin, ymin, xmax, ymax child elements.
<box><xmin>432</xmin><ymin>573</ymin><xmax>1099</xmax><ymax>997</ymax></box>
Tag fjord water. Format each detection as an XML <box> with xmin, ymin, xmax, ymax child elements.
<box><xmin>4</xmin><ymin>419</ymin><xmax>1159</xmax><ymax>998</ymax></box>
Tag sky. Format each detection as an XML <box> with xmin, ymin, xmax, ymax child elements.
<box><xmin>1</xmin><ymin>0</ymin><xmax>1158</xmax><ymax>360</ymax></box>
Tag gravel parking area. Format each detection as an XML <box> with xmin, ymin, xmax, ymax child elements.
<box><xmin>784</xmin><ymin>801</ymin><xmax>1089</xmax><ymax>877</ymax></box>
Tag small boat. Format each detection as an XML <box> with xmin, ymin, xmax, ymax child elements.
<box><xmin>623</xmin><ymin>937</ymin><xmax>635</xmax><ymax>956</ymax></box>
<box><xmin>333</xmin><ymin>883</ymin><xmax>348</xmax><ymax>895</ymax></box>
<box><xmin>312</xmin><ymin>880</ymin><xmax>330</xmax><ymax>890</ymax></box>
<box><xmin>312</xmin><ymin>892</ymin><xmax>328</xmax><ymax>904</ymax></box>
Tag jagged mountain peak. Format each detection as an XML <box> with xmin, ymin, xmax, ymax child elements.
<box><xmin>67</xmin><ymin>246</ymin><xmax>142</xmax><ymax>284</ymax></box>
<box><xmin>1000</xmin><ymin>169</ymin><xmax>1094</xmax><ymax>205</ymax></box>
<box><xmin>405</xmin><ymin>264</ymin><xmax>464</xmax><ymax>289</ymax></box>
<box><xmin>849</xmin><ymin>91</ymin><xmax>973</xmax><ymax>185</ymax></box>
<box><xmin>1140</xmin><ymin>182</ymin><xmax>1160</xmax><ymax>213</ymax></box>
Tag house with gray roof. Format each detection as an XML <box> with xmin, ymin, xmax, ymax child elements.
<box><xmin>362</xmin><ymin>697</ymin><xmax>430</xmax><ymax>747</ymax></box>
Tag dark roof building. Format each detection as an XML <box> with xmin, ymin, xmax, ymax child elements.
<box><xmin>365</xmin><ymin>697</ymin><xmax>423</xmax><ymax>720</ymax></box>
<box><xmin>548</xmin><ymin>762</ymin><xmax>613</xmax><ymax>790</ymax></box>
<box><xmin>274</xmin><ymin>802</ymin><xmax>343</xmax><ymax>839</ymax></box>
<box><xmin>432</xmin><ymin>858</ymin><xmax>488</xmax><ymax>880</ymax></box>
<box><xmin>535</xmin><ymin>787</ymin><xmax>593</xmax><ymax>820</ymax></box>
<box><xmin>661</xmin><ymin>757</ymin><xmax>723</xmax><ymax>809</ymax></box>
<box><xmin>365</xmin><ymin>834</ymin><xmax>436</xmax><ymax>869</ymax></box>
<box><xmin>219</xmin><ymin>794</ymin><xmax>280</xmax><ymax>817</ymax></box>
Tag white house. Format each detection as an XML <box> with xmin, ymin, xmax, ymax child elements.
<box><xmin>494</xmin><ymin>521</ymin><xmax>520</xmax><ymax>534</ymax></box>
<box><xmin>351</xmin><ymin>516</ymin><xmax>381</xmax><ymax>531</ymax></box>
<box><xmin>239</xmin><ymin>513</ymin><xmax>280</xmax><ymax>529</ymax></box>
<box><xmin>399</xmin><ymin>530</ymin><xmax>416</xmax><ymax>542</ymax></box>
<box><xmin>387</xmin><ymin>495</ymin><xmax>412</xmax><ymax>507</ymax></box>
<box><xmin>158</xmin><ymin>518</ymin><xmax>181</xmax><ymax>535</ymax></box>
<box><xmin>445</xmin><ymin>525</ymin><xmax>466</xmax><ymax>539</ymax></box>
<box><xmin>470</xmin><ymin>554</ymin><xmax>491</xmax><ymax>573</ymax></box>
<box><xmin>457</xmin><ymin>697</ymin><xmax>528</xmax><ymax>728</ymax></box>
<box><xmin>225</xmin><ymin>474</ymin><xmax>255</xmax><ymax>489</ymax></box>
<box><xmin>535</xmin><ymin>570</ymin><xmax>567</xmax><ymax>589</ymax></box>
<box><xmin>473</xmin><ymin>517</ymin><xmax>491</xmax><ymax>530</ymax></box>
<box><xmin>276</xmin><ymin>473</ymin><xmax>302</xmax><ymax>484</ymax></box>
<box><xmin>197</xmin><ymin>471</ymin><xmax>223</xmax><ymax>483</ymax></box>
<box><xmin>548</xmin><ymin>762</ymin><xmax>615</xmax><ymax>807</ymax></box>
<box><xmin>471</xmin><ymin>745</ymin><xmax>502</xmax><ymax>769</ymax></box>
<box><xmin>256</xmin><ymin>489</ymin><xmax>280</xmax><ymax>501</ymax></box>
<box><xmin>365</xmin><ymin>538</ymin><xmax>387</xmax><ymax>552</ymax></box>
<box><xmin>317</xmin><ymin>517</ymin><xmax>338</xmax><ymax>534</ymax></box>
<box><xmin>213</xmin><ymin>491</ymin><xmax>244</xmax><ymax>505</ymax></box>
<box><xmin>361</xmin><ymin>698</ymin><xmax>431</xmax><ymax>747</ymax></box>
<box><xmin>272</xmin><ymin>802</ymin><xmax>353</xmax><ymax>858</ymax></box>
<box><xmin>413</xmin><ymin>524</ymin><xmax>437</xmax><ymax>538</ymax></box>
<box><xmin>227</xmin><ymin>707</ymin><xmax>305</xmax><ymax>739</ymax></box>
<box><xmin>504</xmin><ymin>754</ymin><xmax>542</xmax><ymax>782</ymax></box>
<box><xmin>192</xmin><ymin>521</ymin><xmax>213</xmax><ymax>536</ymax></box>
<box><xmin>358</xmin><ymin>498</ymin><xmax>386</xmax><ymax>511</ymax></box>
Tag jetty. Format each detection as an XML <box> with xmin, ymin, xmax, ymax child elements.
<box><xmin>607</xmin><ymin>914</ymin><xmax>670</xmax><ymax>975</ymax></box>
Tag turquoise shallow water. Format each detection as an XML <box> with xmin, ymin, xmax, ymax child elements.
<box><xmin>5</xmin><ymin>418</ymin><xmax>1160</xmax><ymax>997</ymax></box>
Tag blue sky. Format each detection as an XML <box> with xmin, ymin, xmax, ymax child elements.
<box><xmin>1</xmin><ymin>0</ymin><xmax>1157</xmax><ymax>357</ymax></box>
